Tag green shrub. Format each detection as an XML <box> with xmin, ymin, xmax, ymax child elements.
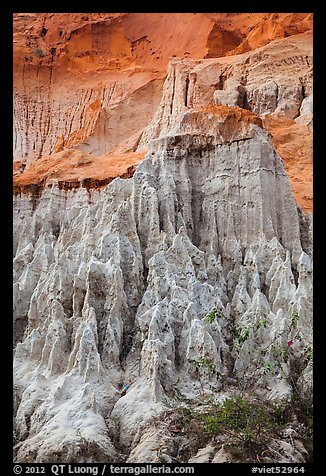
<box><xmin>204</xmin><ymin>306</ymin><xmax>224</xmax><ymax>324</ymax></box>
<box><xmin>202</xmin><ymin>396</ymin><xmax>272</xmax><ymax>448</ymax></box>
<box><xmin>159</xmin><ymin>392</ymin><xmax>313</xmax><ymax>462</ymax></box>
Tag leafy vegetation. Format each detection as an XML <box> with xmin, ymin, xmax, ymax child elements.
<box><xmin>201</xmin><ymin>395</ymin><xmax>272</xmax><ymax>449</ymax></box>
<box><xmin>235</xmin><ymin>324</ymin><xmax>251</xmax><ymax>344</ymax></box>
<box><xmin>254</xmin><ymin>318</ymin><xmax>268</xmax><ymax>331</ymax></box>
<box><xmin>261</xmin><ymin>362</ymin><xmax>272</xmax><ymax>375</ymax></box>
<box><xmin>193</xmin><ymin>356</ymin><xmax>217</xmax><ymax>375</ymax></box>
<box><xmin>234</xmin><ymin>316</ymin><xmax>269</xmax><ymax>347</ymax></box>
<box><xmin>159</xmin><ymin>305</ymin><xmax>313</xmax><ymax>462</ymax></box>
<box><xmin>204</xmin><ymin>306</ymin><xmax>224</xmax><ymax>324</ymax></box>
<box><xmin>290</xmin><ymin>309</ymin><xmax>299</xmax><ymax>328</ymax></box>
<box><xmin>232</xmin><ymin>307</ymin><xmax>313</xmax><ymax>390</ymax></box>
<box><xmin>158</xmin><ymin>390</ymin><xmax>312</xmax><ymax>463</ymax></box>
<box><xmin>303</xmin><ymin>345</ymin><xmax>313</xmax><ymax>364</ymax></box>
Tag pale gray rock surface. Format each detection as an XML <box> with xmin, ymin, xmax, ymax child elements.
<box><xmin>13</xmin><ymin>43</ymin><xmax>313</xmax><ymax>463</ymax></box>
<box><xmin>188</xmin><ymin>443</ymin><xmax>215</xmax><ymax>463</ymax></box>
<box><xmin>211</xmin><ymin>445</ymin><xmax>235</xmax><ymax>463</ymax></box>
<box><xmin>138</xmin><ymin>32</ymin><xmax>312</xmax><ymax>150</ymax></box>
<box><xmin>295</xmin><ymin>94</ymin><xmax>313</xmax><ymax>130</ymax></box>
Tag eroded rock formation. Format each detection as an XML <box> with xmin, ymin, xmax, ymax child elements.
<box><xmin>13</xmin><ymin>13</ymin><xmax>313</xmax><ymax>464</ymax></box>
<box><xmin>13</xmin><ymin>13</ymin><xmax>312</xmax><ymax>211</ymax></box>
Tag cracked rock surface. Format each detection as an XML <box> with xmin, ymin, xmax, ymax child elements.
<box><xmin>13</xmin><ymin>107</ymin><xmax>312</xmax><ymax>462</ymax></box>
<box><xmin>13</xmin><ymin>13</ymin><xmax>312</xmax><ymax>464</ymax></box>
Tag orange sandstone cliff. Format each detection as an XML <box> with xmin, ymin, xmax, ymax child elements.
<box><xmin>13</xmin><ymin>13</ymin><xmax>313</xmax><ymax>212</ymax></box>
<box><xmin>13</xmin><ymin>14</ymin><xmax>314</xmax><ymax>465</ymax></box>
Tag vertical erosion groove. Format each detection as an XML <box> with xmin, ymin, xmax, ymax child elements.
<box><xmin>13</xmin><ymin>14</ymin><xmax>313</xmax><ymax>464</ymax></box>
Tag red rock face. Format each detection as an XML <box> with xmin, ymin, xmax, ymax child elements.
<box><xmin>13</xmin><ymin>13</ymin><xmax>313</xmax><ymax>211</ymax></box>
<box><xmin>13</xmin><ymin>149</ymin><xmax>146</xmax><ymax>196</ymax></box>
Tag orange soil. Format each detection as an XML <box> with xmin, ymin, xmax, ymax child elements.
<box><xmin>226</xmin><ymin>13</ymin><xmax>313</xmax><ymax>55</ymax></box>
<box><xmin>264</xmin><ymin>115</ymin><xmax>313</xmax><ymax>213</ymax></box>
<box><xmin>13</xmin><ymin>13</ymin><xmax>313</xmax><ymax>212</ymax></box>
<box><xmin>198</xmin><ymin>105</ymin><xmax>263</xmax><ymax>129</ymax></box>
<box><xmin>13</xmin><ymin>13</ymin><xmax>312</xmax><ymax>75</ymax></box>
<box><xmin>13</xmin><ymin>149</ymin><xmax>146</xmax><ymax>194</ymax></box>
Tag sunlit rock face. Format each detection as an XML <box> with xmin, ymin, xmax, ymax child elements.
<box><xmin>13</xmin><ymin>13</ymin><xmax>312</xmax><ymax>464</ymax></box>
<box><xmin>13</xmin><ymin>13</ymin><xmax>312</xmax><ymax>211</ymax></box>
<box><xmin>13</xmin><ymin>107</ymin><xmax>312</xmax><ymax>462</ymax></box>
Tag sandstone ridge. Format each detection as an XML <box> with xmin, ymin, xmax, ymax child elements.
<box><xmin>14</xmin><ymin>108</ymin><xmax>312</xmax><ymax>463</ymax></box>
<box><xmin>13</xmin><ymin>13</ymin><xmax>312</xmax><ymax>211</ymax></box>
<box><xmin>13</xmin><ymin>13</ymin><xmax>313</xmax><ymax>464</ymax></box>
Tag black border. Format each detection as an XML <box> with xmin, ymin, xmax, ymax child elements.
<box><xmin>2</xmin><ymin>2</ymin><xmax>322</xmax><ymax>473</ymax></box>
<box><xmin>1</xmin><ymin>1</ymin><xmax>321</xmax><ymax>13</ymax></box>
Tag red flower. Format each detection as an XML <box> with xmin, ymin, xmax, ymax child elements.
<box><xmin>287</xmin><ymin>339</ymin><xmax>293</xmax><ymax>347</ymax></box>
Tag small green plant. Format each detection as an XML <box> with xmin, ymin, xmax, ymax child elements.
<box><xmin>261</xmin><ymin>362</ymin><xmax>272</xmax><ymax>375</ymax></box>
<box><xmin>290</xmin><ymin>394</ymin><xmax>313</xmax><ymax>455</ymax></box>
<box><xmin>254</xmin><ymin>318</ymin><xmax>268</xmax><ymax>331</ymax></box>
<box><xmin>204</xmin><ymin>306</ymin><xmax>224</xmax><ymax>324</ymax></box>
<box><xmin>235</xmin><ymin>317</ymin><xmax>268</xmax><ymax>347</ymax></box>
<box><xmin>155</xmin><ymin>389</ymin><xmax>313</xmax><ymax>463</ymax></box>
<box><xmin>290</xmin><ymin>309</ymin><xmax>299</xmax><ymax>328</ymax></box>
<box><xmin>269</xmin><ymin>399</ymin><xmax>292</xmax><ymax>431</ymax></box>
<box><xmin>280</xmin><ymin>347</ymin><xmax>290</xmax><ymax>361</ymax></box>
<box><xmin>204</xmin><ymin>311</ymin><xmax>216</xmax><ymax>324</ymax></box>
<box><xmin>203</xmin><ymin>414</ymin><xmax>220</xmax><ymax>436</ymax></box>
<box><xmin>235</xmin><ymin>325</ymin><xmax>251</xmax><ymax>344</ymax></box>
<box><xmin>162</xmin><ymin>397</ymin><xmax>173</xmax><ymax>408</ymax></box>
<box><xmin>179</xmin><ymin>405</ymin><xmax>195</xmax><ymax>425</ymax></box>
<box><xmin>303</xmin><ymin>345</ymin><xmax>313</xmax><ymax>364</ymax></box>
<box><xmin>193</xmin><ymin>357</ymin><xmax>217</xmax><ymax>375</ymax></box>
<box><xmin>294</xmin><ymin>331</ymin><xmax>303</xmax><ymax>342</ymax></box>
